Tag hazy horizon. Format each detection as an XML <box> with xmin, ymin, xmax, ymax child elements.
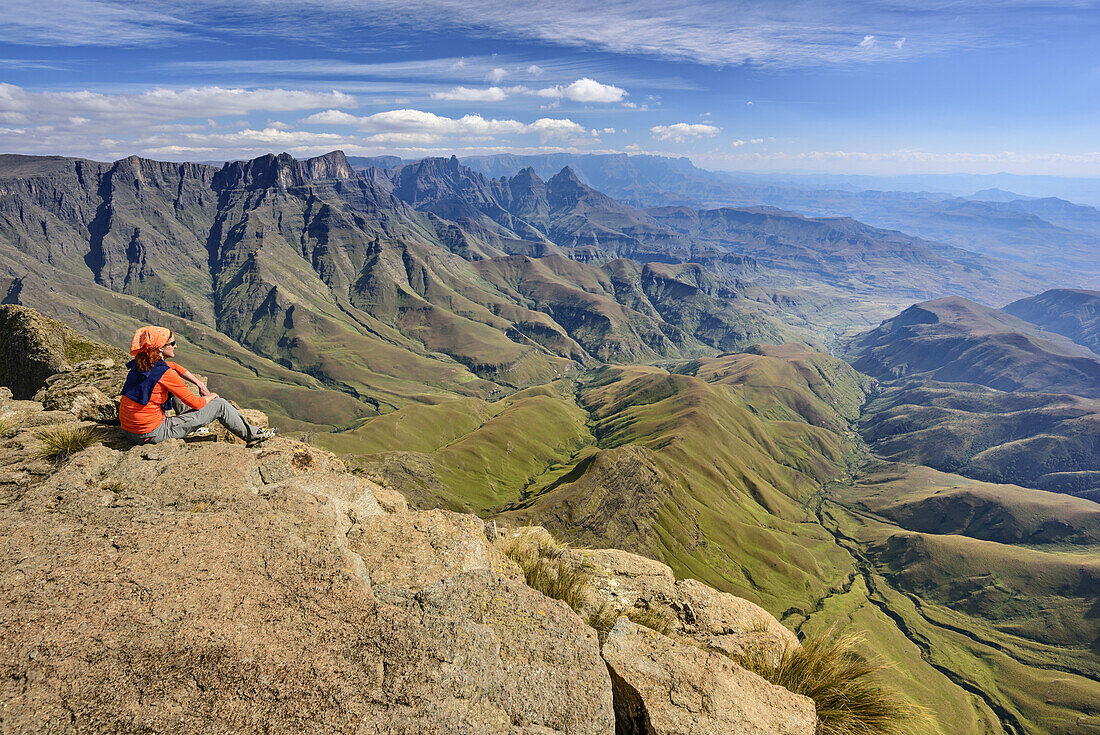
<box><xmin>1</xmin><ymin>0</ymin><xmax>1098</xmax><ymax>177</ymax></box>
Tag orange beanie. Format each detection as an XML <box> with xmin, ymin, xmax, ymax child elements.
<box><xmin>129</xmin><ymin>326</ymin><xmax>173</xmax><ymax>356</ymax></box>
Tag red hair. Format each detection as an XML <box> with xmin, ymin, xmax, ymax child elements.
<box><xmin>134</xmin><ymin>330</ymin><xmax>172</xmax><ymax>371</ymax></box>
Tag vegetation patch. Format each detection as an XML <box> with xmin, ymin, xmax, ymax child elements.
<box><xmin>731</xmin><ymin>631</ymin><xmax>926</xmax><ymax>735</ymax></box>
<box><xmin>34</xmin><ymin>425</ymin><xmax>103</xmax><ymax>463</ymax></box>
<box><xmin>0</xmin><ymin>414</ymin><xmax>21</xmax><ymax>438</ymax></box>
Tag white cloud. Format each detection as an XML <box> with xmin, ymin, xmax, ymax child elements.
<box><xmin>431</xmin><ymin>86</ymin><xmax>509</xmax><ymax>101</ymax></box>
<box><xmin>486</xmin><ymin>67</ymin><xmax>508</xmax><ymax>82</ymax></box>
<box><xmin>859</xmin><ymin>35</ymin><xmax>877</xmax><ymax>48</ymax></box>
<box><xmin>749</xmin><ymin>137</ymin><xmax>764</xmax><ymax>144</ymax></box>
<box><xmin>536</xmin><ymin>78</ymin><xmax>626</xmax><ymax>103</ymax></box>
<box><xmin>895</xmin><ymin>37</ymin><xmax>906</xmax><ymax>49</ymax></box>
<box><xmin>299</xmin><ymin>107</ymin><xmax>589</xmax><ymax>143</ymax></box>
<box><xmin>731</xmin><ymin>139</ymin><xmax>745</xmax><ymax>147</ymax></box>
<box><xmin>300</xmin><ymin>109</ymin><xmax>361</xmax><ymax>125</ymax></box>
<box><xmin>0</xmin><ymin>83</ymin><xmax>355</xmax><ymax>125</ymax></box>
<box><xmin>526</xmin><ymin>65</ymin><xmax>544</xmax><ymax>76</ymax></box>
<box><xmin>650</xmin><ymin>122</ymin><xmax>721</xmax><ymax>142</ymax></box>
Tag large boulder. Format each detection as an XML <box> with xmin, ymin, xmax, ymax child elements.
<box><xmin>374</xmin><ymin>570</ymin><xmax>614</xmax><ymax>734</ymax></box>
<box><xmin>39</xmin><ymin>384</ymin><xmax>118</xmax><ymax>422</ymax></box>
<box><xmin>675</xmin><ymin>579</ymin><xmax>798</xmax><ymax>663</ymax></box>
<box><xmin>544</xmin><ymin>532</ymin><xmax>797</xmax><ymax>661</ymax></box>
<box><xmin>601</xmin><ymin>619</ymin><xmax>816</xmax><ymax>735</ymax></box>
<box><xmin>353</xmin><ymin>509</ymin><xmax>522</xmax><ymax>590</ymax></box>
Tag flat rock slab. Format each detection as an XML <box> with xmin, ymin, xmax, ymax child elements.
<box><xmin>601</xmin><ymin>619</ymin><xmax>815</xmax><ymax>735</ymax></box>
<box><xmin>354</xmin><ymin>509</ymin><xmax>521</xmax><ymax>591</ymax></box>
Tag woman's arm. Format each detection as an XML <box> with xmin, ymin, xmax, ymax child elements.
<box><xmin>168</xmin><ymin>363</ymin><xmax>211</xmax><ymax>396</ymax></box>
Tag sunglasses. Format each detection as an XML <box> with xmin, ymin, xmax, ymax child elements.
<box><xmin>165</xmin><ymin>340</ymin><xmax>177</xmax><ymax>347</ymax></box>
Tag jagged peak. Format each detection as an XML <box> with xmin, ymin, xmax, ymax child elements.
<box><xmin>550</xmin><ymin>166</ymin><xmax>584</xmax><ymax>187</ymax></box>
<box><xmin>512</xmin><ymin>166</ymin><xmax>544</xmax><ymax>184</ymax></box>
<box><xmin>214</xmin><ymin>150</ymin><xmax>354</xmax><ymax>190</ymax></box>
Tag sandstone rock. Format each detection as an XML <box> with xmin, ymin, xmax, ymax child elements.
<box><xmin>35</xmin><ymin>358</ymin><xmax>128</xmax><ymax>406</ymax></box>
<box><xmin>0</xmin><ymin>415</ymin><xmax>614</xmax><ymax>734</ymax></box>
<box><xmin>0</xmin><ymin>387</ymin><xmax>12</xmax><ymax>407</ymax></box>
<box><xmin>354</xmin><ymin>509</ymin><xmax>522</xmax><ymax>590</ymax></box>
<box><xmin>566</xmin><ymin>547</ymin><xmax>678</xmax><ymax>616</ymax></box>
<box><xmin>372</xmin><ymin>570</ymin><xmax>615</xmax><ymax>734</ymax></box>
<box><xmin>371</xmin><ymin>483</ymin><xmax>409</xmax><ymax>513</ymax></box>
<box><xmin>601</xmin><ymin>619</ymin><xmax>816</xmax><ymax>735</ymax></box>
<box><xmin>558</xmin><ymin>545</ymin><xmax>795</xmax><ymax>663</ymax></box>
<box><xmin>675</xmin><ymin>579</ymin><xmax>798</xmax><ymax>662</ymax></box>
<box><xmin>40</xmin><ymin>385</ymin><xmax>118</xmax><ymax>422</ymax></box>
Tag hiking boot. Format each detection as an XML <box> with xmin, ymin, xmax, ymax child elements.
<box><xmin>247</xmin><ymin>426</ymin><xmax>278</xmax><ymax>447</ymax></box>
<box><xmin>183</xmin><ymin>426</ymin><xmax>216</xmax><ymax>442</ymax></box>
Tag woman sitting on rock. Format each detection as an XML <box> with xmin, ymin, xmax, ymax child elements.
<box><xmin>119</xmin><ymin>326</ymin><xmax>277</xmax><ymax>446</ymax></box>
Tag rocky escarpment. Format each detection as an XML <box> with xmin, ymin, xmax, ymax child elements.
<box><xmin>0</xmin><ymin>389</ymin><xmax>815</xmax><ymax>733</ymax></box>
<box><xmin>0</xmin><ymin>319</ymin><xmax>817</xmax><ymax>733</ymax></box>
<box><xmin>0</xmin><ymin>304</ymin><xmax>128</xmax><ymax>400</ymax></box>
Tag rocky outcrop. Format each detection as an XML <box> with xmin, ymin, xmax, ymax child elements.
<box><xmin>0</xmin><ymin>304</ymin><xmax>127</xmax><ymax>399</ymax></box>
<box><xmin>0</xmin><ymin>399</ymin><xmax>617</xmax><ymax>733</ymax></box>
<box><xmin>602</xmin><ymin>619</ymin><xmax>816</xmax><ymax>735</ymax></box>
<box><xmin>541</xmin><ymin>538</ymin><xmax>796</xmax><ymax>663</ymax></box>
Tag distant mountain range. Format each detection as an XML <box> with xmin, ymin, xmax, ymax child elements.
<box><xmin>847</xmin><ymin>291</ymin><xmax>1100</xmax><ymax>500</ymax></box>
<box><xmin>449</xmin><ymin>153</ymin><xmax>1100</xmax><ymax>286</ymax></box>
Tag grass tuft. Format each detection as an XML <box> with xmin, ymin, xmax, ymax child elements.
<box><xmin>0</xmin><ymin>414</ymin><xmax>21</xmax><ymax>438</ymax></box>
<box><xmin>499</xmin><ymin>529</ymin><xmax>589</xmax><ymax>612</ymax></box>
<box><xmin>731</xmin><ymin>630</ymin><xmax>927</xmax><ymax>735</ymax></box>
<box><xmin>626</xmin><ymin>605</ymin><xmax>676</xmax><ymax>636</ymax></box>
<box><xmin>34</xmin><ymin>425</ymin><xmax>103</xmax><ymax>463</ymax></box>
<box><xmin>587</xmin><ymin>600</ymin><xmax>620</xmax><ymax>640</ymax></box>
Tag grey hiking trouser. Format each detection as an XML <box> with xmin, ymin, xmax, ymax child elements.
<box><xmin>123</xmin><ymin>397</ymin><xmax>261</xmax><ymax>444</ymax></box>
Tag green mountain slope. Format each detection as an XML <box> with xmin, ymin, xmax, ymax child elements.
<box><xmin>326</xmin><ymin>343</ymin><xmax>1100</xmax><ymax>734</ymax></box>
<box><xmin>1005</xmin><ymin>288</ymin><xmax>1100</xmax><ymax>354</ymax></box>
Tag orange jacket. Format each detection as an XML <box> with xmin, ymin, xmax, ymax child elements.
<box><xmin>118</xmin><ymin>361</ymin><xmax>208</xmax><ymax>434</ymax></box>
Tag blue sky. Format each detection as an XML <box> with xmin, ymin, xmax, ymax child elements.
<box><xmin>1</xmin><ymin>0</ymin><xmax>1098</xmax><ymax>174</ymax></box>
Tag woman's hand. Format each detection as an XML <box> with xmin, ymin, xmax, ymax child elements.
<box><xmin>198</xmin><ymin>384</ymin><xmax>211</xmax><ymax>397</ymax></box>
<box><xmin>206</xmin><ymin>392</ymin><xmax>220</xmax><ymax>401</ymax></box>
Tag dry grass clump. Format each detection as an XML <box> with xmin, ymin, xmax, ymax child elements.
<box><xmin>588</xmin><ymin>600</ymin><xmax>621</xmax><ymax>641</ymax></box>
<box><xmin>500</xmin><ymin>531</ymin><xmax>591</xmax><ymax>612</ymax></box>
<box><xmin>0</xmin><ymin>414</ymin><xmax>21</xmax><ymax>438</ymax></box>
<box><xmin>498</xmin><ymin>529</ymin><xmax>681</xmax><ymax>640</ymax></box>
<box><xmin>625</xmin><ymin>605</ymin><xmax>675</xmax><ymax>636</ymax></box>
<box><xmin>34</xmin><ymin>425</ymin><xmax>103</xmax><ymax>462</ymax></box>
<box><xmin>731</xmin><ymin>631</ymin><xmax>926</xmax><ymax>735</ymax></box>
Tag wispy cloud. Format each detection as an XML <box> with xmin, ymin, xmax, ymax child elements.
<box><xmin>650</xmin><ymin>122</ymin><xmax>721</xmax><ymax>142</ymax></box>
<box><xmin>0</xmin><ymin>0</ymin><xmax>1034</xmax><ymax>67</ymax></box>
<box><xmin>0</xmin><ymin>83</ymin><xmax>354</xmax><ymax>125</ymax></box>
<box><xmin>1</xmin><ymin>0</ymin><xmax>192</xmax><ymax>46</ymax></box>
<box><xmin>431</xmin><ymin>86</ymin><xmax>509</xmax><ymax>102</ymax></box>
<box><xmin>428</xmin><ymin>78</ymin><xmax>627</xmax><ymax>104</ymax></box>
